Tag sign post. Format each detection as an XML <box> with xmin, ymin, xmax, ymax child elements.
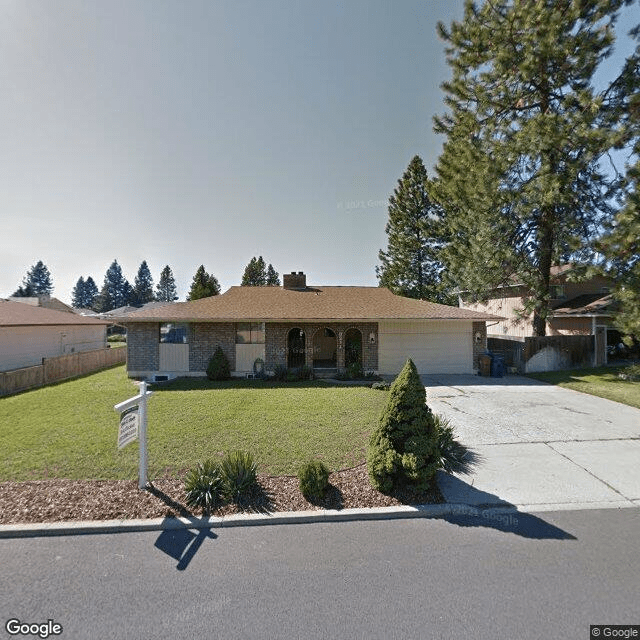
<box><xmin>114</xmin><ymin>381</ymin><xmax>153</xmax><ymax>489</ymax></box>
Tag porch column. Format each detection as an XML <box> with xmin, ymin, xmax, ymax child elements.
<box><xmin>336</xmin><ymin>330</ymin><xmax>345</xmax><ymax>371</ymax></box>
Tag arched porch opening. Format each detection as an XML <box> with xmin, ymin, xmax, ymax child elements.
<box><xmin>345</xmin><ymin>328</ymin><xmax>363</xmax><ymax>369</ymax></box>
<box><xmin>287</xmin><ymin>327</ymin><xmax>306</xmax><ymax>369</ymax></box>
<box><xmin>313</xmin><ymin>327</ymin><xmax>337</xmax><ymax>369</ymax></box>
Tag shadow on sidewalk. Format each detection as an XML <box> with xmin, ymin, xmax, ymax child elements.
<box><xmin>436</xmin><ymin>473</ymin><xmax>577</xmax><ymax>540</ymax></box>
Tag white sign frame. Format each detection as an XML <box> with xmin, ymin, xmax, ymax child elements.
<box><xmin>115</xmin><ymin>381</ymin><xmax>153</xmax><ymax>489</ymax></box>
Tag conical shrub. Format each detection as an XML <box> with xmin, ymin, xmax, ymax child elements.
<box><xmin>367</xmin><ymin>359</ymin><xmax>438</xmax><ymax>492</ymax></box>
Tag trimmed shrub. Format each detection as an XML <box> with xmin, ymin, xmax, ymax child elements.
<box><xmin>367</xmin><ymin>358</ymin><xmax>438</xmax><ymax>493</ymax></box>
<box><xmin>346</xmin><ymin>362</ymin><xmax>364</xmax><ymax>379</ymax></box>
<box><xmin>371</xmin><ymin>381</ymin><xmax>390</xmax><ymax>391</ymax></box>
<box><xmin>272</xmin><ymin>364</ymin><xmax>288</xmax><ymax>381</ymax></box>
<box><xmin>207</xmin><ymin>346</ymin><xmax>230</xmax><ymax>380</ymax></box>
<box><xmin>220</xmin><ymin>450</ymin><xmax>258</xmax><ymax>501</ymax></box>
<box><xmin>184</xmin><ymin>460</ymin><xmax>224</xmax><ymax>514</ymax></box>
<box><xmin>297</xmin><ymin>365</ymin><xmax>313</xmax><ymax>380</ymax></box>
<box><xmin>298</xmin><ymin>460</ymin><xmax>330</xmax><ymax>500</ymax></box>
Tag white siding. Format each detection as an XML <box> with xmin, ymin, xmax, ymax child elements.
<box><xmin>235</xmin><ymin>344</ymin><xmax>266</xmax><ymax>373</ymax></box>
<box><xmin>159</xmin><ymin>344</ymin><xmax>189</xmax><ymax>371</ymax></box>
<box><xmin>0</xmin><ymin>325</ymin><xmax>106</xmax><ymax>372</ymax></box>
<box><xmin>378</xmin><ymin>320</ymin><xmax>473</xmax><ymax>375</ymax></box>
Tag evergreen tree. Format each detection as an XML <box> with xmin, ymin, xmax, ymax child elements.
<box><xmin>265</xmin><ymin>264</ymin><xmax>280</xmax><ymax>286</ymax></box>
<box><xmin>377</xmin><ymin>155</ymin><xmax>449</xmax><ymax>303</ymax></box>
<box><xmin>71</xmin><ymin>277</ymin><xmax>86</xmax><ymax>308</ymax></box>
<box><xmin>434</xmin><ymin>0</ymin><xmax>630</xmax><ymax>335</ymax></box>
<box><xmin>133</xmin><ymin>260</ymin><xmax>155</xmax><ymax>304</ymax></box>
<box><xmin>84</xmin><ymin>276</ymin><xmax>99</xmax><ymax>309</ymax></box>
<box><xmin>12</xmin><ymin>283</ymin><xmax>35</xmax><ymax>297</ymax></box>
<box><xmin>97</xmin><ymin>260</ymin><xmax>131</xmax><ymax>311</ymax></box>
<box><xmin>601</xmin><ymin>26</ymin><xmax>640</xmax><ymax>342</ymax></box>
<box><xmin>241</xmin><ymin>256</ymin><xmax>267</xmax><ymax>286</ymax></box>
<box><xmin>367</xmin><ymin>359</ymin><xmax>439</xmax><ymax>493</ymax></box>
<box><xmin>187</xmin><ymin>265</ymin><xmax>221</xmax><ymax>300</ymax></box>
<box><xmin>156</xmin><ymin>265</ymin><xmax>178</xmax><ymax>302</ymax></box>
<box><xmin>13</xmin><ymin>261</ymin><xmax>53</xmax><ymax>296</ymax></box>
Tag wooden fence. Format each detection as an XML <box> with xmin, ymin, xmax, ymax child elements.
<box><xmin>0</xmin><ymin>347</ymin><xmax>126</xmax><ymax>396</ymax></box>
<box><xmin>488</xmin><ymin>335</ymin><xmax>595</xmax><ymax>373</ymax></box>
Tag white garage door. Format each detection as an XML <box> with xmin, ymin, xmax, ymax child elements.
<box><xmin>378</xmin><ymin>320</ymin><xmax>473</xmax><ymax>375</ymax></box>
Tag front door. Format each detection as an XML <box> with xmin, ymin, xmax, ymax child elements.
<box><xmin>287</xmin><ymin>328</ymin><xmax>306</xmax><ymax>368</ymax></box>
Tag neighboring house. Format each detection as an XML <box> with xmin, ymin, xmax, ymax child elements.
<box><xmin>9</xmin><ymin>295</ymin><xmax>77</xmax><ymax>314</ymax></box>
<box><xmin>0</xmin><ymin>300</ymin><xmax>109</xmax><ymax>372</ymax></box>
<box><xmin>117</xmin><ymin>271</ymin><xmax>499</xmax><ymax>382</ymax></box>
<box><xmin>459</xmin><ymin>265</ymin><xmax>617</xmax><ymax>365</ymax></box>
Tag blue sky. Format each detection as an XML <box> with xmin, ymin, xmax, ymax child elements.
<box><xmin>1</xmin><ymin>0</ymin><xmax>637</xmax><ymax>303</ymax></box>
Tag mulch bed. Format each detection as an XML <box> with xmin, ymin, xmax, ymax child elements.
<box><xmin>0</xmin><ymin>464</ymin><xmax>443</xmax><ymax>525</ymax></box>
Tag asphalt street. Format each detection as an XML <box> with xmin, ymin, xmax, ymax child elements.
<box><xmin>2</xmin><ymin>508</ymin><xmax>639</xmax><ymax>640</ymax></box>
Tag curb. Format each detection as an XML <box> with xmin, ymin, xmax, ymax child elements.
<box><xmin>0</xmin><ymin>503</ymin><xmax>495</xmax><ymax>538</ymax></box>
<box><xmin>1</xmin><ymin>501</ymin><xmax>636</xmax><ymax>539</ymax></box>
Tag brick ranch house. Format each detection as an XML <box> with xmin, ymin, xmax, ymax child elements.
<box><xmin>119</xmin><ymin>272</ymin><xmax>499</xmax><ymax>382</ymax></box>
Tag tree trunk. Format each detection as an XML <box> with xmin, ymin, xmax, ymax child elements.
<box><xmin>532</xmin><ymin>205</ymin><xmax>555</xmax><ymax>337</ymax></box>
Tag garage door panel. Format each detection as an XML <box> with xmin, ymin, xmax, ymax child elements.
<box><xmin>378</xmin><ymin>321</ymin><xmax>473</xmax><ymax>375</ymax></box>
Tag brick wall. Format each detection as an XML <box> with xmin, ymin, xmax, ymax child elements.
<box><xmin>127</xmin><ymin>323</ymin><xmax>159</xmax><ymax>372</ymax></box>
<box><xmin>189</xmin><ymin>323</ymin><xmax>236</xmax><ymax>372</ymax></box>
<box><xmin>265</xmin><ymin>322</ymin><xmax>378</xmax><ymax>372</ymax></box>
<box><xmin>472</xmin><ymin>321</ymin><xmax>487</xmax><ymax>371</ymax></box>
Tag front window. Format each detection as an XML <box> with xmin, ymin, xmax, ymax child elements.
<box><xmin>235</xmin><ymin>322</ymin><xmax>265</xmax><ymax>344</ymax></box>
<box><xmin>160</xmin><ymin>322</ymin><xmax>188</xmax><ymax>344</ymax></box>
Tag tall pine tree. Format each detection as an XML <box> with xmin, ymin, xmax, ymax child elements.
<box><xmin>95</xmin><ymin>260</ymin><xmax>132</xmax><ymax>311</ymax></box>
<box><xmin>377</xmin><ymin>155</ymin><xmax>449</xmax><ymax>303</ymax></box>
<box><xmin>71</xmin><ymin>277</ymin><xmax>86</xmax><ymax>308</ymax></box>
<box><xmin>13</xmin><ymin>261</ymin><xmax>53</xmax><ymax>296</ymax></box>
<box><xmin>133</xmin><ymin>260</ymin><xmax>155</xmax><ymax>305</ymax></box>
<box><xmin>241</xmin><ymin>256</ymin><xmax>267</xmax><ymax>286</ymax></box>
<box><xmin>156</xmin><ymin>265</ymin><xmax>178</xmax><ymax>302</ymax></box>
<box><xmin>434</xmin><ymin>0</ymin><xmax>630</xmax><ymax>335</ymax></box>
<box><xmin>84</xmin><ymin>277</ymin><xmax>99</xmax><ymax>309</ymax></box>
<box><xmin>266</xmin><ymin>264</ymin><xmax>280</xmax><ymax>286</ymax></box>
<box><xmin>187</xmin><ymin>265</ymin><xmax>221</xmax><ymax>300</ymax></box>
<box><xmin>600</xmin><ymin>27</ymin><xmax>640</xmax><ymax>342</ymax></box>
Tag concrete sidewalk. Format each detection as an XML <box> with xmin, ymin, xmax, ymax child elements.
<box><xmin>424</xmin><ymin>374</ymin><xmax>640</xmax><ymax>511</ymax></box>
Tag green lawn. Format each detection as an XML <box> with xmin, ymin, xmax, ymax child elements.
<box><xmin>0</xmin><ymin>366</ymin><xmax>387</xmax><ymax>481</ymax></box>
<box><xmin>527</xmin><ymin>365</ymin><xmax>640</xmax><ymax>409</ymax></box>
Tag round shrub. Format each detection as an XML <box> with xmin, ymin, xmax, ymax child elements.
<box><xmin>298</xmin><ymin>460</ymin><xmax>330</xmax><ymax>500</ymax></box>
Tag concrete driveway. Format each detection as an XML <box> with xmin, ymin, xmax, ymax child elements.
<box><xmin>422</xmin><ymin>374</ymin><xmax>640</xmax><ymax>512</ymax></box>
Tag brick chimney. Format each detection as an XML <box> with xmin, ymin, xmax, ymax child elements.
<box><xmin>282</xmin><ymin>271</ymin><xmax>307</xmax><ymax>290</ymax></box>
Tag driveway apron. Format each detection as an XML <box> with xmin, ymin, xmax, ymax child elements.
<box><xmin>422</xmin><ymin>374</ymin><xmax>640</xmax><ymax>511</ymax></box>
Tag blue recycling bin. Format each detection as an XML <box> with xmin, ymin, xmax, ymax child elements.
<box><xmin>491</xmin><ymin>354</ymin><xmax>505</xmax><ymax>378</ymax></box>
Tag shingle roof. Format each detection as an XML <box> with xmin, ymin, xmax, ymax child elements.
<box><xmin>116</xmin><ymin>286</ymin><xmax>501</xmax><ymax>322</ymax></box>
<box><xmin>551</xmin><ymin>293</ymin><xmax>615</xmax><ymax>316</ymax></box>
<box><xmin>0</xmin><ymin>300</ymin><xmax>110</xmax><ymax>327</ymax></box>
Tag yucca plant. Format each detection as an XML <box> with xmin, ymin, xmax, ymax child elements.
<box><xmin>184</xmin><ymin>459</ymin><xmax>224</xmax><ymax>514</ymax></box>
<box><xmin>220</xmin><ymin>450</ymin><xmax>258</xmax><ymax>502</ymax></box>
<box><xmin>433</xmin><ymin>414</ymin><xmax>470</xmax><ymax>475</ymax></box>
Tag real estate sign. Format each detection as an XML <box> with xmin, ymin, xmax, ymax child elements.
<box><xmin>118</xmin><ymin>407</ymin><xmax>139</xmax><ymax>450</ymax></box>
<box><xmin>114</xmin><ymin>381</ymin><xmax>152</xmax><ymax>488</ymax></box>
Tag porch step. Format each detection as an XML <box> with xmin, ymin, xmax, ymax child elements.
<box><xmin>313</xmin><ymin>368</ymin><xmax>338</xmax><ymax>379</ymax></box>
